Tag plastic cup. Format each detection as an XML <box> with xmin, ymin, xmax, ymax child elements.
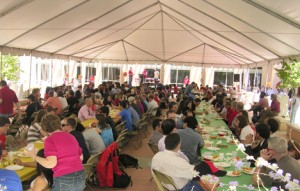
<box><xmin>219</xmin><ymin>153</ymin><xmax>224</xmax><ymax>161</ymax></box>
<box><xmin>8</xmin><ymin>152</ymin><xmax>14</xmax><ymax>162</ymax></box>
<box><xmin>26</xmin><ymin>143</ymin><xmax>34</xmax><ymax>151</ymax></box>
<box><xmin>244</xmin><ymin>162</ymin><xmax>251</xmax><ymax>168</ymax></box>
<box><xmin>232</xmin><ymin>151</ymin><xmax>238</xmax><ymax>158</ymax></box>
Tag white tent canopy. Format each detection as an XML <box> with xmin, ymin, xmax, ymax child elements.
<box><xmin>1</xmin><ymin>0</ymin><xmax>300</xmax><ymax>67</ymax></box>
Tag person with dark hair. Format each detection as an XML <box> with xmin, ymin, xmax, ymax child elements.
<box><xmin>158</xmin><ymin>119</ymin><xmax>188</xmax><ymax>161</ymax></box>
<box><xmin>99</xmin><ymin>105</ymin><xmax>118</xmax><ymax>140</ymax></box>
<box><xmin>152</xmin><ymin>133</ymin><xmax>194</xmax><ymax>190</ymax></box>
<box><xmin>0</xmin><ymin>146</ymin><xmax>22</xmax><ymax>191</ymax></box>
<box><xmin>192</xmin><ymin>98</ymin><xmax>201</xmax><ymax>112</ymax></box>
<box><xmin>115</xmin><ymin>100</ymin><xmax>133</xmax><ymax>131</ymax></box>
<box><xmin>96</xmin><ymin>114</ymin><xmax>113</xmax><ymax>147</ymax></box>
<box><xmin>75</xmin><ymin>90</ymin><xmax>84</xmax><ymax>106</ymax></box>
<box><xmin>0</xmin><ymin>80</ymin><xmax>20</xmax><ymax>118</ymax></box>
<box><xmin>78</xmin><ymin>97</ymin><xmax>95</xmax><ymax>121</ymax></box>
<box><xmin>57</xmin><ymin>90</ymin><xmax>68</xmax><ymax>109</ymax></box>
<box><xmin>288</xmin><ymin>140</ymin><xmax>300</xmax><ymax>161</ymax></box>
<box><xmin>103</xmin><ymin>95</ymin><xmax>114</xmax><ymax>108</ymax></box>
<box><xmin>29</xmin><ymin>149</ymin><xmax>54</xmax><ymax>190</ymax></box>
<box><xmin>25</xmin><ymin>94</ymin><xmax>43</xmax><ymax>125</ymax></box>
<box><xmin>27</xmin><ymin>109</ymin><xmax>48</xmax><ymax>144</ymax></box>
<box><xmin>149</xmin><ymin>119</ymin><xmax>163</xmax><ymax>145</ymax></box>
<box><xmin>43</xmin><ymin>90</ymin><xmax>62</xmax><ymax>114</ymax></box>
<box><xmin>268</xmin><ymin>118</ymin><xmax>280</xmax><ymax>137</ymax></box>
<box><xmin>234</xmin><ymin>115</ymin><xmax>254</xmax><ymax>144</ymax></box>
<box><xmin>44</xmin><ymin>87</ymin><xmax>52</xmax><ymax>100</ymax></box>
<box><xmin>168</xmin><ymin>101</ymin><xmax>178</xmax><ymax>112</ymax></box>
<box><xmin>61</xmin><ymin>117</ymin><xmax>90</xmax><ymax>164</ymax></box>
<box><xmin>178</xmin><ymin>116</ymin><xmax>204</xmax><ymax>164</ymax></box>
<box><xmin>249</xmin><ymin>92</ymin><xmax>269</xmax><ymax>116</ymax></box>
<box><xmin>25</xmin><ymin>114</ymin><xmax>85</xmax><ymax>191</ymax></box>
<box><xmin>244</xmin><ymin>123</ymin><xmax>270</xmax><ymax>160</ymax></box>
<box><xmin>67</xmin><ymin>89</ymin><xmax>79</xmax><ymax>114</ymax></box>
<box><xmin>148</xmin><ymin>94</ymin><xmax>159</xmax><ymax>116</ymax></box>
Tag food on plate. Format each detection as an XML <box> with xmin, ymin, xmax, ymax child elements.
<box><xmin>229</xmin><ymin>140</ymin><xmax>236</xmax><ymax>144</ymax></box>
<box><xmin>243</xmin><ymin>167</ymin><xmax>252</xmax><ymax>172</ymax></box>
<box><xmin>210</xmin><ymin>136</ymin><xmax>217</xmax><ymax>139</ymax></box>
<box><xmin>232</xmin><ymin>170</ymin><xmax>241</xmax><ymax>176</ymax></box>
<box><xmin>216</xmin><ymin>144</ymin><xmax>228</xmax><ymax>148</ymax></box>
<box><xmin>213</xmin><ymin>156</ymin><xmax>219</xmax><ymax>159</ymax></box>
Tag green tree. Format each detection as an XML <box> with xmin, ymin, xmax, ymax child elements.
<box><xmin>1</xmin><ymin>54</ymin><xmax>22</xmax><ymax>81</ymax></box>
<box><xmin>276</xmin><ymin>58</ymin><xmax>300</xmax><ymax>89</ymax></box>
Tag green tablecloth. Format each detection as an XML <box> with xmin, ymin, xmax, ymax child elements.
<box><xmin>197</xmin><ymin>113</ymin><xmax>254</xmax><ymax>191</ymax></box>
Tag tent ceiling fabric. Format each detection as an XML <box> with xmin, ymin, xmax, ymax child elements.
<box><xmin>1</xmin><ymin>0</ymin><xmax>300</xmax><ymax>66</ymax></box>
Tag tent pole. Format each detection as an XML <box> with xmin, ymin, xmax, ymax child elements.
<box><xmin>0</xmin><ymin>48</ymin><xmax>2</xmax><ymax>80</ymax></box>
<box><xmin>51</xmin><ymin>56</ymin><xmax>53</xmax><ymax>87</ymax></box>
<box><xmin>29</xmin><ymin>53</ymin><xmax>32</xmax><ymax>92</ymax></box>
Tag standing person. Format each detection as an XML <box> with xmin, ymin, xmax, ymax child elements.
<box><xmin>0</xmin><ymin>80</ymin><xmax>20</xmax><ymax>118</ymax></box>
<box><xmin>143</xmin><ymin>69</ymin><xmax>148</xmax><ymax>83</ymax></box>
<box><xmin>128</xmin><ymin>67</ymin><xmax>133</xmax><ymax>87</ymax></box>
<box><xmin>154</xmin><ymin>69</ymin><xmax>159</xmax><ymax>84</ymax></box>
<box><xmin>183</xmin><ymin>76</ymin><xmax>190</xmax><ymax>87</ymax></box>
<box><xmin>290</xmin><ymin>87</ymin><xmax>300</xmax><ymax>125</ymax></box>
<box><xmin>25</xmin><ymin>114</ymin><xmax>85</xmax><ymax>191</ymax></box>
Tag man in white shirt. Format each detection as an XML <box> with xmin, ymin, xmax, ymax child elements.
<box><xmin>148</xmin><ymin>94</ymin><xmax>158</xmax><ymax>116</ymax></box>
<box><xmin>152</xmin><ymin>133</ymin><xmax>194</xmax><ymax>190</ymax></box>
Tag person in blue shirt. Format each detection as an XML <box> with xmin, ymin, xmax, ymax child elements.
<box><xmin>0</xmin><ymin>147</ymin><xmax>23</xmax><ymax>191</ymax></box>
<box><xmin>96</xmin><ymin>114</ymin><xmax>114</xmax><ymax>147</ymax></box>
<box><xmin>115</xmin><ymin>100</ymin><xmax>133</xmax><ymax>131</ymax></box>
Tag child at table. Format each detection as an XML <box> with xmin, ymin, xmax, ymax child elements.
<box><xmin>28</xmin><ymin>149</ymin><xmax>53</xmax><ymax>191</ymax></box>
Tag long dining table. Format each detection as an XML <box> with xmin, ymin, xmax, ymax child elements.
<box><xmin>196</xmin><ymin>104</ymin><xmax>254</xmax><ymax>191</ymax></box>
<box><xmin>0</xmin><ymin>140</ymin><xmax>44</xmax><ymax>182</ymax></box>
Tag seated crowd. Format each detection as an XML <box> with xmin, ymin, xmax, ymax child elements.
<box><xmin>0</xmin><ymin>80</ymin><xmax>299</xmax><ymax>190</ymax></box>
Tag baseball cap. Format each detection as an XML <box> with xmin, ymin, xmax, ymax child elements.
<box><xmin>195</xmin><ymin>160</ymin><xmax>227</xmax><ymax>177</ymax></box>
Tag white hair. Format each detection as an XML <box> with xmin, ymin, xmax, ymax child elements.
<box><xmin>268</xmin><ymin>136</ymin><xmax>287</xmax><ymax>154</ymax></box>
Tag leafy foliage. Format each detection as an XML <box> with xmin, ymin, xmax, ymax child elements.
<box><xmin>1</xmin><ymin>54</ymin><xmax>22</xmax><ymax>80</ymax></box>
<box><xmin>276</xmin><ymin>58</ymin><xmax>300</xmax><ymax>89</ymax></box>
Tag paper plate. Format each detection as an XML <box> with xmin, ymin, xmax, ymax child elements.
<box><xmin>6</xmin><ymin>165</ymin><xmax>24</xmax><ymax>171</ymax></box>
<box><xmin>204</xmin><ymin>156</ymin><xmax>220</xmax><ymax>161</ymax></box>
<box><xmin>227</xmin><ymin>171</ymin><xmax>241</xmax><ymax>177</ymax></box>
<box><xmin>214</xmin><ymin>162</ymin><xmax>231</xmax><ymax>168</ymax></box>
<box><xmin>206</xmin><ymin>147</ymin><xmax>220</xmax><ymax>151</ymax></box>
<box><xmin>242</xmin><ymin>168</ymin><xmax>254</xmax><ymax>175</ymax></box>
<box><xmin>17</xmin><ymin>153</ymin><xmax>30</xmax><ymax>158</ymax></box>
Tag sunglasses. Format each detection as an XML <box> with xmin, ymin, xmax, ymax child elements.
<box><xmin>61</xmin><ymin>124</ymin><xmax>68</xmax><ymax>127</ymax></box>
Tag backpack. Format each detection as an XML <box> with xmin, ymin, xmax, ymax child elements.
<box><xmin>113</xmin><ymin>169</ymin><xmax>132</xmax><ymax>188</ymax></box>
<box><xmin>96</xmin><ymin>142</ymin><xmax>132</xmax><ymax>188</ymax></box>
<box><xmin>119</xmin><ymin>154</ymin><xmax>141</xmax><ymax>169</ymax></box>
